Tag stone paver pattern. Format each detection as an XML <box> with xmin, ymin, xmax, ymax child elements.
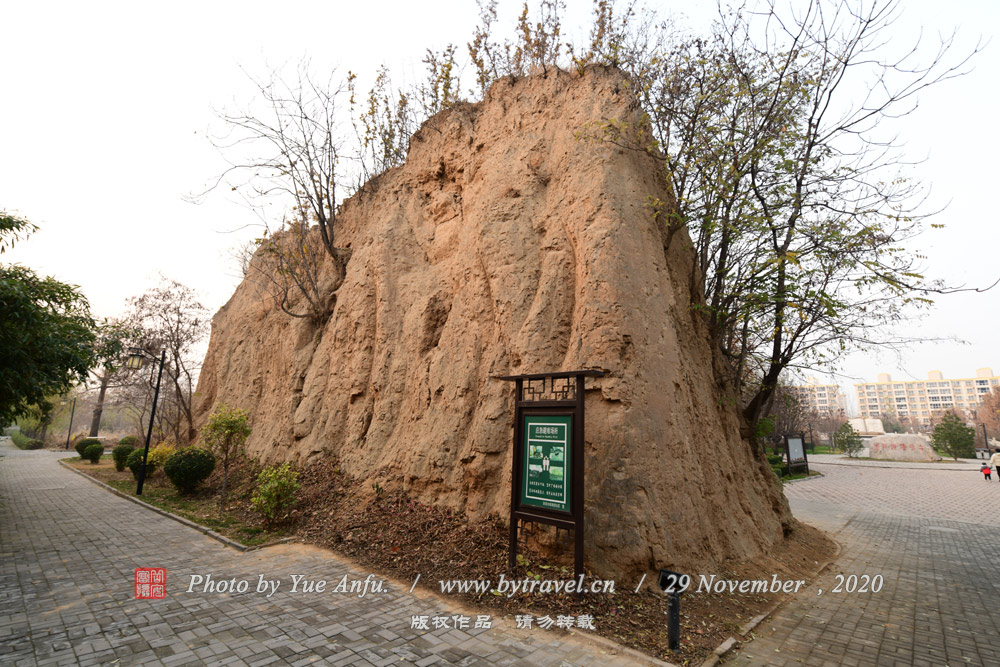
<box><xmin>785</xmin><ymin>456</ymin><xmax>1000</xmax><ymax>525</ymax></box>
<box><xmin>0</xmin><ymin>441</ymin><xmax>658</xmax><ymax>666</ymax></box>
<box><xmin>726</xmin><ymin>461</ymin><xmax>1000</xmax><ymax>667</ymax></box>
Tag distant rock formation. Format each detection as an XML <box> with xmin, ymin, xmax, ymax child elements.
<box><xmin>869</xmin><ymin>434</ymin><xmax>940</xmax><ymax>461</ymax></box>
<box><xmin>193</xmin><ymin>67</ymin><xmax>792</xmax><ymax>580</ymax></box>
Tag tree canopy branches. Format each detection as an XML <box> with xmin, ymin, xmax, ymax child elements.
<box><xmin>0</xmin><ymin>218</ymin><xmax>98</xmax><ymax>425</ymax></box>
<box><xmin>197</xmin><ymin>0</ymin><xmax>984</xmax><ymax>435</ymax></box>
<box><xmin>581</xmin><ymin>0</ymin><xmax>983</xmax><ymax>426</ymax></box>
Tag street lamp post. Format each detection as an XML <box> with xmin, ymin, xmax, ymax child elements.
<box><xmin>126</xmin><ymin>348</ymin><xmax>166</xmax><ymax>496</ymax></box>
<box><xmin>64</xmin><ymin>397</ymin><xmax>76</xmax><ymax>450</ymax></box>
<box><xmin>982</xmin><ymin>423</ymin><xmax>991</xmax><ymax>459</ymax></box>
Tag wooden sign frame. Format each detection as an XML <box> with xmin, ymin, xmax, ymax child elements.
<box><xmin>495</xmin><ymin>370</ymin><xmax>603</xmax><ymax>579</ymax></box>
<box><xmin>784</xmin><ymin>432</ymin><xmax>809</xmax><ymax>476</ymax></box>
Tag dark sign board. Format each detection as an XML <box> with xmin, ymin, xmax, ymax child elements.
<box><xmin>521</xmin><ymin>415</ymin><xmax>572</xmax><ymax>513</ymax></box>
<box><xmin>784</xmin><ymin>432</ymin><xmax>809</xmax><ymax>475</ymax></box>
<box><xmin>495</xmin><ymin>370</ymin><xmax>603</xmax><ymax>579</ymax></box>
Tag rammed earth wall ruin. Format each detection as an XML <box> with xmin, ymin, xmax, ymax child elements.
<box><xmin>193</xmin><ymin>67</ymin><xmax>793</xmax><ymax>580</ymax></box>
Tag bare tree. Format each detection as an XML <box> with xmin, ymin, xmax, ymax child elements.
<box><xmin>468</xmin><ymin>0</ymin><xmax>569</xmax><ymax>94</ymax></box>
<box><xmin>976</xmin><ymin>387</ymin><xmax>1000</xmax><ymax>433</ymax></box>
<box><xmin>124</xmin><ymin>279</ymin><xmax>208</xmax><ymax>444</ymax></box>
<box><xmin>85</xmin><ymin>319</ymin><xmax>138</xmax><ymax>437</ymax></box>
<box><xmin>766</xmin><ymin>384</ymin><xmax>808</xmax><ymax>438</ymax></box>
<box><xmin>584</xmin><ymin>0</ymin><xmax>983</xmax><ymax>430</ymax></box>
<box><xmin>199</xmin><ymin>66</ymin><xmax>351</xmax><ymax>325</ymax></box>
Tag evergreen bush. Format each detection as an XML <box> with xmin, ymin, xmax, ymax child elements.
<box><xmin>164</xmin><ymin>447</ymin><xmax>216</xmax><ymax>494</ymax></box>
<box><xmin>932</xmin><ymin>411</ymin><xmax>975</xmax><ymax>460</ymax></box>
<box><xmin>83</xmin><ymin>443</ymin><xmax>104</xmax><ymax>464</ymax></box>
<box><xmin>75</xmin><ymin>437</ymin><xmax>101</xmax><ymax>458</ymax></box>
<box><xmin>112</xmin><ymin>444</ymin><xmax>134</xmax><ymax>472</ymax></box>
<box><xmin>118</xmin><ymin>435</ymin><xmax>141</xmax><ymax>448</ymax></box>
<box><xmin>126</xmin><ymin>448</ymin><xmax>154</xmax><ymax>479</ymax></box>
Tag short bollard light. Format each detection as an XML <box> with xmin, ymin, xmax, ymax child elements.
<box><xmin>658</xmin><ymin>568</ymin><xmax>688</xmax><ymax>653</ymax></box>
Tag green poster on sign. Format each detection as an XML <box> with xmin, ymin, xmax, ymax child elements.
<box><xmin>521</xmin><ymin>415</ymin><xmax>572</xmax><ymax>513</ymax></box>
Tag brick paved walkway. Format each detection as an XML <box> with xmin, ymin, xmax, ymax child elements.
<box><xmin>726</xmin><ymin>462</ymin><xmax>1000</xmax><ymax>667</ymax></box>
<box><xmin>0</xmin><ymin>441</ymin><xmax>659</xmax><ymax>666</ymax></box>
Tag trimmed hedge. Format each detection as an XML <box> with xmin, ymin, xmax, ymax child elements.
<box><xmin>75</xmin><ymin>438</ymin><xmax>101</xmax><ymax>458</ymax></box>
<box><xmin>112</xmin><ymin>444</ymin><xmax>135</xmax><ymax>472</ymax></box>
<box><xmin>118</xmin><ymin>435</ymin><xmax>141</xmax><ymax>448</ymax></box>
<box><xmin>164</xmin><ymin>447</ymin><xmax>216</xmax><ymax>493</ymax></box>
<box><xmin>126</xmin><ymin>448</ymin><xmax>154</xmax><ymax>479</ymax></box>
<box><xmin>83</xmin><ymin>443</ymin><xmax>104</xmax><ymax>464</ymax></box>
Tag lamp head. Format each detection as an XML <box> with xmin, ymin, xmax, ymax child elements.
<box><xmin>126</xmin><ymin>348</ymin><xmax>146</xmax><ymax>370</ymax></box>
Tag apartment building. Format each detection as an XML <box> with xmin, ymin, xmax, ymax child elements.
<box><xmin>854</xmin><ymin>368</ymin><xmax>1000</xmax><ymax>424</ymax></box>
<box><xmin>787</xmin><ymin>378</ymin><xmax>847</xmax><ymax>415</ymax></box>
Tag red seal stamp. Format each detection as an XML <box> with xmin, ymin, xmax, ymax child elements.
<box><xmin>135</xmin><ymin>568</ymin><xmax>167</xmax><ymax>599</ymax></box>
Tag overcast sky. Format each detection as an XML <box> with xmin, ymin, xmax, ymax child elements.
<box><xmin>2</xmin><ymin>0</ymin><xmax>997</xmax><ymax>414</ymax></box>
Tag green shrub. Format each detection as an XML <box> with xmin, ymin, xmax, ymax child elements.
<box><xmin>766</xmin><ymin>454</ymin><xmax>784</xmax><ymax>467</ymax></box>
<box><xmin>250</xmin><ymin>463</ymin><xmax>300</xmax><ymax>528</ymax></box>
<box><xmin>112</xmin><ymin>444</ymin><xmax>134</xmax><ymax>472</ymax></box>
<box><xmin>118</xmin><ymin>435</ymin><xmax>141</xmax><ymax>448</ymax></box>
<box><xmin>83</xmin><ymin>443</ymin><xmax>104</xmax><ymax>464</ymax></box>
<box><xmin>126</xmin><ymin>448</ymin><xmax>155</xmax><ymax>480</ymax></box>
<box><xmin>164</xmin><ymin>447</ymin><xmax>216</xmax><ymax>494</ymax></box>
<box><xmin>75</xmin><ymin>437</ymin><xmax>101</xmax><ymax>458</ymax></box>
<box><xmin>201</xmin><ymin>403</ymin><xmax>252</xmax><ymax>510</ymax></box>
<box><xmin>10</xmin><ymin>432</ymin><xmax>44</xmax><ymax>450</ymax></box>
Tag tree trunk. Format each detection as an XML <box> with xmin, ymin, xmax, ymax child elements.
<box><xmin>89</xmin><ymin>375</ymin><xmax>111</xmax><ymax>437</ymax></box>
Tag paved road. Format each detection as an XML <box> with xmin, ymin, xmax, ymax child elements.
<box><xmin>0</xmin><ymin>441</ymin><xmax>654</xmax><ymax>667</ymax></box>
<box><xmin>726</xmin><ymin>461</ymin><xmax>1000</xmax><ymax>667</ymax></box>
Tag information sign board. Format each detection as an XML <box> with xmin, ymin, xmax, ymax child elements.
<box><xmin>520</xmin><ymin>415</ymin><xmax>572</xmax><ymax>513</ymax></box>
<box><xmin>787</xmin><ymin>435</ymin><xmax>805</xmax><ymax>463</ymax></box>
<box><xmin>784</xmin><ymin>432</ymin><xmax>809</xmax><ymax>475</ymax></box>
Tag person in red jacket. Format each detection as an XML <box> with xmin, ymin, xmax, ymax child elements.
<box><xmin>981</xmin><ymin>464</ymin><xmax>992</xmax><ymax>481</ymax></box>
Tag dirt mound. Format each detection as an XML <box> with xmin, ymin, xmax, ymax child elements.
<box><xmin>194</xmin><ymin>67</ymin><xmax>792</xmax><ymax>580</ymax></box>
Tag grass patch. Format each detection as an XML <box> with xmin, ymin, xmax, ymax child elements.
<box><xmin>67</xmin><ymin>458</ymin><xmax>288</xmax><ymax>548</ymax></box>
<box><xmin>101</xmin><ymin>478</ymin><xmax>288</xmax><ymax>547</ymax></box>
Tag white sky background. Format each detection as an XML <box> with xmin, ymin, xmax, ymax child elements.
<box><xmin>2</xmin><ymin>0</ymin><xmax>997</xmax><ymax>414</ymax></box>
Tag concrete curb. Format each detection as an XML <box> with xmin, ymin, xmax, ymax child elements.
<box><xmin>699</xmin><ymin>636</ymin><xmax>737</xmax><ymax>667</ymax></box>
<box><xmin>565</xmin><ymin>626</ymin><xmax>679</xmax><ymax>667</ymax></box>
<box><xmin>57</xmin><ymin>459</ymin><xmax>295</xmax><ymax>553</ymax></box>
<box><xmin>703</xmin><ymin>535</ymin><xmax>845</xmax><ymax>665</ymax></box>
